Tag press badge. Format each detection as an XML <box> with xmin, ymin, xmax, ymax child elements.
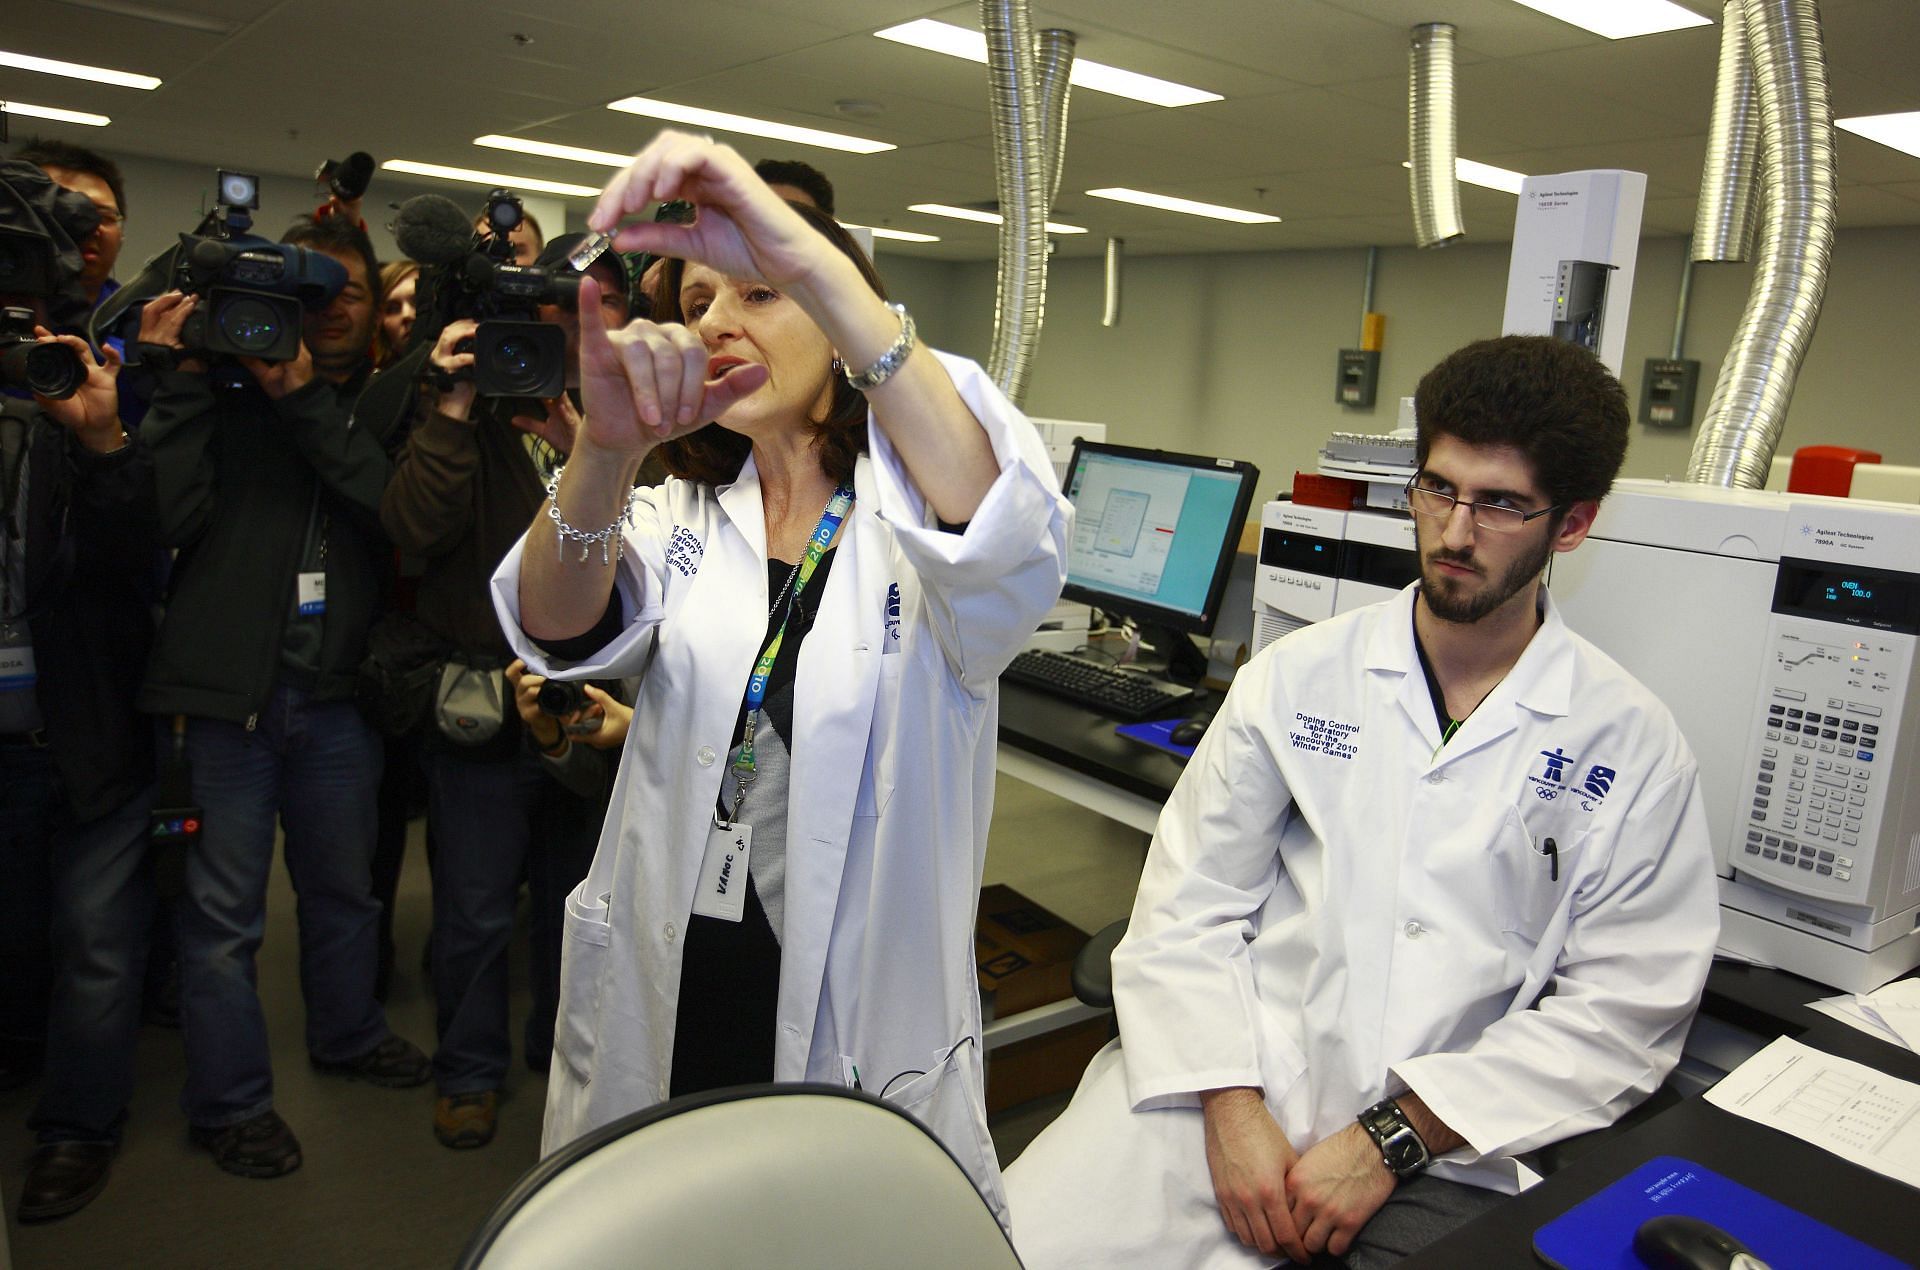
<box><xmin>0</xmin><ymin>623</ymin><xmax>34</xmax><ymax>691</ymax></box>
<box><xmin>692</xmin><ymin>818</ymin><xmax>751</xmax><ymax>922</ymax></box>
<box><xmin>296</xmin><ymin>571</ymin><xmax>327</xmax><ymax>616</ymax></box>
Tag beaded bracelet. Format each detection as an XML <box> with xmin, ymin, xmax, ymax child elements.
<box><xmin>546</xmin><ymin>465</ymin><xmax>641</xmax><ymax>565</ymax></box>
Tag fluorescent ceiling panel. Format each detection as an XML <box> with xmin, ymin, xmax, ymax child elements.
<box><xmin>382</xmin><ymin>160</ymin><xmax>601</xmax><ymax>198</ymax></box>
<box><xmin>607</xmin><ymin>97</ymin><xmax>894</xmax><ymax>154</ymax></box>
<box><xmin>1085</xmin><ymin>188</ymin><xmax>1279</xmax><ymax>224</ymax></box>
<box><xmin>1837</xmin><ymin>112</ymin><xmax>1920</xmax><ymax>160</ymax></box>
<box><xmin>475</xmin><ymin>135</ymin><xmax>631</xmax><ymax>168</ymax></box>
<box><xmin>1400</xmin><ymin>158</ymin><xmax>1528</xmax><ymax>193</ymax></box>
<box><xmin>845</xmin><ymin>224</ymin><xmax>941</xmax><ymax>243</ymax></box>
<box><xmin>0</xmin><ymin>49</ymin><xmax>160</xmax><ymax>90</ymax></box>
<box><xmin>908</xmin><ymin>203</ymin><xmax>1088</xmax><ymax>234</ymax></box>
<box><xmin>1</xmin><ymin>100</ymin><xmax>111</xmax><ymax>126</ymax></box>
<box><xmin>874</xmin><ymin>20</ymin><xmax>1221</xmax><ymax>108</ymax></box>
<box><xmin>1506</xmin><ymin>0</ymin><xmax>1713</xmax><ymax>40</ymax></box>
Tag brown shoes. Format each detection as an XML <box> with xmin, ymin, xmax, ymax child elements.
<box><xmin>434</xmin><ymin>1090</ymin><xmax>499</xmax><ymax>1149</ymax></box>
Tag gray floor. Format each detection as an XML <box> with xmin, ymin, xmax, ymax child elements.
<box><xmin>0</xmin><ymin>773</ymin><xmax>1146</xmax><ymax>1269</ymax></box>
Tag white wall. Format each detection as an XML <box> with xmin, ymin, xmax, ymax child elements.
<box><xmin>924</xmin><ymin>226</ymin><xmax>1920</xmax><ymax>499</ymax></box>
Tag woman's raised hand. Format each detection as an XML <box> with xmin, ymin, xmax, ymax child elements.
<box><xmin>589</xmin><ymin>131</ymin><xmax>828</xmax><ymax>293</ymax></box>
<box><xmin>574</xmin><ymin>274</ymin><xmax>766</xmax><ymax>458</ymax></box>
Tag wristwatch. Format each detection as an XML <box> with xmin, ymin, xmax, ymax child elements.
<box><xmin>1357</xmin><ymin>1098</ymin><xmax>1431</xmax><ymax>1178</ymax></box>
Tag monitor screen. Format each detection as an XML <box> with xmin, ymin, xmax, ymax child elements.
<box><xmin>1060</xmin><ymin>440</ymin><xmax>1260</xmax><ymax>635</ymax></box>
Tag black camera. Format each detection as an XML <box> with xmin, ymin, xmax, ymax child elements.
<box><xmin>0</xmin><ymin>306</ymin><xmax>84</xmax><ymax>400</ymax></box>
<box><xmin>535</xmin><ymin>678</ymin><xmax>588</xmax><ymax>718</ymax></box>
<box><xmin>456</xmin><ymin>190</ymin><xmax>579</xmax><ymax>398</ymax></box>
<box><xmin>0</xmin><ymin>225</ymin><xmax>57</xmax><ymax>298</ymax></box>
<box><xmin>94</xmin><ymin>169</ymin><xmax>346</xmax><ymax>374</ymax></box>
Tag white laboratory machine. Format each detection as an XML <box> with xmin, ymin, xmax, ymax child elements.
<box><xmin>1501</xmin><ymin>170</ymin><xmax>1647</xmax><ymax>376</ymax></box>
<box><xmin>1551</xmin><ymin>481</ymin><xmax>1920</xmax><ymax>991</ymax></box>
<box><xmin>1251</xmin><ymin>503</ymin><xmax>1418</xmax><ymax>655</ymax></box>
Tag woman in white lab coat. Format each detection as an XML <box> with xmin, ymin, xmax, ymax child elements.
<box><xmin>490</xmin><ymin>131</ymin><xmax>1069</xmax><ymax>1220</ymax></box>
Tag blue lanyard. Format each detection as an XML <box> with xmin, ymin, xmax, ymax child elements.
<box><xmin>728</xmin><ymin>483</ymin><xmax>853</xmax><ymax>823</ymax></box>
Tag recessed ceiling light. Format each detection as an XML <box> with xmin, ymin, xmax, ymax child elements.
<box><xmin>0</xmin><ymin>99</ymin><xmax>110</xmax><ymax>127</ymax></box>
<box><xmin>1506</xmin><ymin>0</ymin><xmax>1712</xmax><ymax>40</ymax></box>
<box><xmin>1400</xmin><ymin>157</ymin><xmax>1529</xmax><ymax>194</ymax></box>
<box><xmin>1838</xmin><ymin>112</ymin><xmax>1920</xmax><ymax>160</ymax></box>
<box><xmin>0</xmin><ymin>49</ymin><xmax>160</xmax><ymax>89</ymax></box>
<box><xmin>845</xmin><ymin>224</ymin><xmax>941</xmax><ymax>243</ymax></box>
<box><xmin>1085</xmin><ymin>188</ymin><xmax>1279</xmax><ymax>224</ymax></box>
<box><xmin>381</xmin><ymin>160</ymin><xmax>601</xmax><ymax>198</ymax></box>
<box><xmin>607</xmin><ymin>97</ymin><xmax>894</xmax><ymax>154</ymax></box>
<box><xmin>474</xmin><ymin>135</ymin><xmax>631</xmax><ymax>168</ymax></box>
<box><xmin>908</xmin><ymin>203</ymin><xmax>1088</xmax><ymax>234</ymax></box>
<box><xmin>875</xmin><ymin>20</ymin><xmax>1221</xmax><ymax>108</ymax></box>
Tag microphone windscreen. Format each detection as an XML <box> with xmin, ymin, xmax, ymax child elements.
<box><xmin>335</xmin><ymin>151</ymin><xmax>375</xmax><ymax>201</ymax></box>
<box><xmin>392</xmin><ymin>193</ymin><xmax>474</xmax><ymax>266</ymax></box>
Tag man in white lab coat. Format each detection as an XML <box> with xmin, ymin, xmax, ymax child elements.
<box><xmin>1006</xmin><ymin>336</ymin><xmax>1721</xmax><ymax>1269</ymax></box>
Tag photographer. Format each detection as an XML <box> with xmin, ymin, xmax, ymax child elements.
<box><xmin>380</xmin><ymin>230</ymin><xmax>632</xmax><ymax>1149</ymax></box>
<box><xmin>0</xmin><ymin>161</ymin><xmax>161</xmax><ymax>1223</ymax></box>
<box><xmin>137</xmin><ymin>211</ymin><xmax>428</xmax><ymax>1180</ymax></box>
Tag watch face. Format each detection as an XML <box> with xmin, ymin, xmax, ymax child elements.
<box><xmin>1383</xmin><ymin>1132</ymin><xmax>1425</xmax><ymax>1173</ymax></box>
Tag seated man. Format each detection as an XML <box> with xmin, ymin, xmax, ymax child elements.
<box><xmin>1006</xmin><ymin>335</ymin><xmax>1719</xmax><ymax>1269</ymax></box>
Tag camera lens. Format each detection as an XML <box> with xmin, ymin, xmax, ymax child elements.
<box><xmin>216</xmin><ymin>295</ymin><xmax>282</xmax><ymax>354</ymax></box>
<box><xmin>536</xmin><ymin>680</ymin><xmax>587</xmax><ymax>717</ymax></box>
<box><xmin>0</xmin><ymin>340</ymin><xmax>84</xmax><ymax>400</ymax></box>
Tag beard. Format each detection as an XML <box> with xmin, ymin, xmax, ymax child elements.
<box><xmin>1420</xmin><ymin>531</ymin><xmax>1553</xmax><ymax>625</ymax></box>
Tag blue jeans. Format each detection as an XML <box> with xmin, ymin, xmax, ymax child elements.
<box><xmin>176</xmin><ymin>683</ymin><xmax>388</xmax><ymax>1127</ymax></box>
<box><xmin>426</xmin><ymin>746</ymin><xmax>541</xmax><ymax>1095</ymax></box>
<box><xmin>31</xmin><ymin>781</ymin><xmax>157</xmax><ymax>1143</ymax></box>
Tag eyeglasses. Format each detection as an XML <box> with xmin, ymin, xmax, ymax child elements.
<box><xmin>91</xmin><ymin>207</ymin><xmax>125</xmax><ymax>228</ymax></box>
<box><xmin>1405</xmin><ymin>479</ymin><xmax>1562</xmax><ymax>533</ymax></box>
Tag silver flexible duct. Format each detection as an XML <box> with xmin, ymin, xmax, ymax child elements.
<box><xmin>1693</xmin><ymin>0</ymin><xmax>1762</xmax><ymax>262</ymax></box>
<box><xmin>1102</xmin><ymin>237</ymin><xmax>1124</xmax><ymax>327</ymax></box>
<box><xmin>1036</xmin><ymin>29</ymin><xmax>1076</xmax><ymax>208</ymax></box>
<box><xmin>1408</xmin><ymin>23</ymin><xmax>1463</xmax><ymax>248</ymax></box>
<box><xmin>1687</xmin><ymin>0</ymin><xmax>1836</xmax><ymax>488</ymax></box>
<box><xmin>982</xmin><ymin>0</ymin><xmax>1048</xmax><ymax>404</ymax></box>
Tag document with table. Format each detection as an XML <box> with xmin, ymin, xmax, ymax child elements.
<box><xmin>1705</xmin><ymin>1034</ymin><xmax>1920</xmax><ymax>1189</ymax></box>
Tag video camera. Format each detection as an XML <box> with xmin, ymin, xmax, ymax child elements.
<box><xmin>95</xmin><ymin>169</ymin><xmax>346</xmax><ymax>381</ymax></box>
<box><xmin>0</xmin><ymin>306</ymin><xmax>84</xmax><ymax>400</ymax></box>
<box><xmin>439</xmin><ymin>189</ymin><xmax>579</xmax><ymax>399</ymax></box>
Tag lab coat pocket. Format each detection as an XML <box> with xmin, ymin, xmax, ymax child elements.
<box><xmin>555</xmin><ymin>882</ymin><xmax>613</xmax><ymax>1085</ymax></box>
<box><xmin>1492</xmin><ymin>808</ymin><xmax>1572</xmax><ymax>941</ymax></box>
<box><xmin>867</xmin><ymin>1041</ymin><xmax>1000</xmax><ymax>1210</ymax></box>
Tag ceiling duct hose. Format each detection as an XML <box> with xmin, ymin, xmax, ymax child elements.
<box><xmin>1103</xmin><ymin>236</ymin><xmax>1124</xmax><ymax>327</ymax></box>
<box><xmin>1036</xmin><ymin>29</ymin><xmax>1077</xmax><ymax>209</ymax></box>
<box><xmin>1693</xmin><ymin>0</ymin><xmax>1762</xmax><ymax>262</ymax></box>
<box><xmin>1687</xmin><ymin>0</ymin><xmax>1835</xmax><ymax>488</ymax></box>
<box><xmin>1408</xmin><ymin>22</ymin><xmax>1464</xmax><ymax>249</ymax></box>
<box><xmin>982</xmin><ymin>0</ymin><xmax>1048</xmax><ymax>405</ymax></box>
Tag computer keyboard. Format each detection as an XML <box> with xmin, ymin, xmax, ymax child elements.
<box><xmin>1001</xmin><ymin>649</ymin><xmax>1194</xmax><ymax>721</ymax></box>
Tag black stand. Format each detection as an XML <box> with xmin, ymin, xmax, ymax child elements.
<box><xmin>1144</xmin><ymin>624</ymin><xmax>1212</xmax><ymax>686</ymax></box>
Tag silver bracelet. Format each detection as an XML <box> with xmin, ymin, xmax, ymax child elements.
<box><xmin>546</xmin><ymin>465</ymin><xmax>641</xmax><ymax>565</ymax></box>
<box><xmin>844</xmin><ymin>302</ymin><xmax>917</xmax><ymax>392</ymax></box>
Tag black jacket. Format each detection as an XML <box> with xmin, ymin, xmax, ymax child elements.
<box><xmin>138</xmin><ymin>363</ymin><xmax>402</xmax><ymax>723</ymax></box>
<box><xmin>4</xmin><ymin>398</ymin><xmax>162</xmax><ymax>823</ymax></box>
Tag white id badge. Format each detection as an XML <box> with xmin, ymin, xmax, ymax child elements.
<box><xmin>0</xmin><ymin>643</ymin><xmax>34</xmax><ymax>691</ymax></box>
<box><xmin>296</xmin><ymin>571</ymin><xmax>327</xmax><ymax>616</ymax></box>
<box><xmin>691</xmin><ymin>818</ymin><xmax>751</xmax><ymax>922</ymax></box>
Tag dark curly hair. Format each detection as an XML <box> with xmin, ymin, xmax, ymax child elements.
<box><xmin>1413</xmin><ymin>335</ymin><xmax>1630</xmax><ymax>509</ymax></box>
<box><xmin>646</xmin><ymin>202</ymin><xmax>886</xmax><ymax>488</ymax></box>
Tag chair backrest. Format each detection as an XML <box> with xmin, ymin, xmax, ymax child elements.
<box><xmin>457</xmin><ymin>1083</ymin><xmax>1023</xmax><ymax>1270</ymax></box>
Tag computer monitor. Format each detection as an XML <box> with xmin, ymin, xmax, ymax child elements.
<box><xmin>1060</xmin><ymin>440</ymin><xmax>1260</xmax><ymax>677</ymax></box>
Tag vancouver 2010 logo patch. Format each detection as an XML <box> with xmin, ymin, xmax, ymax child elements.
<box><xmin>1527</xmin><ymin>745</ymin><xmax>1618</xmax><ymax>812</ymax></box>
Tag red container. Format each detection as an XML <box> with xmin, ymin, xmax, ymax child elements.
<box><xmin>1292</xmin><ymin>471</ymin><xmax>1363</xmax><ymax>510</ymax></box>
<box><xmin>1787</xmin><ymin>445</ymin><xmax>1882</xmax><ymax>497</ymax></box>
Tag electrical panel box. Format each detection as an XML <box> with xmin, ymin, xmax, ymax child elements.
<box><xmin>1335</xmin><ymin>349</ymin><xmax>1379</xmax><ymax>408</ymax></box>
<box><xmin>1640</xmin><ymin>357</ymin><xmax>1701</xmax><ymax>428</ymax></box>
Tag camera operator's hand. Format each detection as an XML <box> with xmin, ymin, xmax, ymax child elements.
<box><xmin>137</xmin><ymin>291</ymin><xmax>207</xmax><ymax>375</ymax></box>
<box><xmin>511</xmin><ymin>394</ymin><xmax>580</xmax><ymax>455</ymax></box>
<box><xmin>242</xmin><ymin>340</ymin><xmax>314</xmax><ymax>400</ymax></box>
<box><xmin>30</xmin><ymin>327</ymin><xmax>125</xmax><ymax>453</ymax></box>
<box><xmin>574</xmin><ymin>684</ymin><xmax>632</xmax><ymax>752</ymax></box>
<box><xmin>429</xmin><ymin>319</ymin><xmax>478</xmax><ymax>421</ymax></box>
<box><xmin>590</xmin><ymin>131</ymin><xmax>825</xmax><ymax>295</ymax></box>
<box><xmin>507</xmin><ymin>659</ymin><xmax>565</xmax><ymax>752</ymax></box>
<box><xmin>575</xmin><ymin>275</ymin><xmax>765</xmax><ymax>457</ymax></box>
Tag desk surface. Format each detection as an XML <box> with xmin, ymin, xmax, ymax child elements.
<box><xmin>1401</xmin><ymin>1019</ymin><xmax>1920</xmax><ymax>1266</ymax></box>
<box><xmin>998</xmin><ymin>681</ymin><xmax>1189</xmax><ymax>804</ymax></box>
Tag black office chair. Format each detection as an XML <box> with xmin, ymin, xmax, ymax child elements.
<box><xmin>1072</xmin><ymin>917</ymin><xmax>1130</xmax><ymax>1011</ymax></box>
<box><xmin>456</xmin><ymin>1083</ymin><xmax>1023</xmax><ymax>1269</ymax></box>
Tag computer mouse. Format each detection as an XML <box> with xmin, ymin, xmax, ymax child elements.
<box><xmin>1170</xmin><ymin>717</ymin><xmax>1209</xmax><ymax>747</ymax></box>
<box><xmin>1632</xmin><ymin>1214</ymin><xmax>1768</xmax><ymax>1270</ymax></box>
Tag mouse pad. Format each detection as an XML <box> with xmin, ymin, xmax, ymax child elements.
<box><xmin>1114</xmin><ymin>718</ymin><xmax>1196</xmax><ymax>758</ymax></box>
<box><xmin>1531</xmin><ymin>1155</ymin><xmax>1908</xmax><ymax>1269</ymax></box>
